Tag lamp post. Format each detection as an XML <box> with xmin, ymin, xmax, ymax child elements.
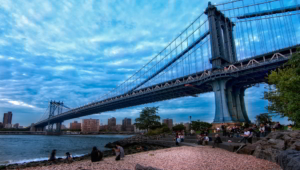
<box><xmin>189</xmin><ymin>116</ymin><xmax>192</xmax><ymax>132</ymax></box>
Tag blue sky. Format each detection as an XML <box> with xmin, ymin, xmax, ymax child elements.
<box><xmin>0</xmin><ymin>0</ymin><xmax>293</xmax><ymax>127</ymax></box>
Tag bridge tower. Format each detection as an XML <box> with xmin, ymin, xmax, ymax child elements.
<box><xmin>205</xmin><ymin>2</ymin><xmax>237</xmax><ymax>69</ymax></box>
<box><xmin>205</xmin><ymin>2</ymin><xmax>250</xmax><ymax>125</ymax></box>
<box><xmin>47</xmin><ymin>100</ymin><xmax>63</xmax><ymax>133</ymax></box>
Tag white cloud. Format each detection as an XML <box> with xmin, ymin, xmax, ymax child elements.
<box><xmin>0</xmin><ymin>98</ymin><xmax>36</xmax><ymax>108</ymax></box>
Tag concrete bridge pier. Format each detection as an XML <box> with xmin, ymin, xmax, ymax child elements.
<box><xmin>212</xmin><ymin>78</ymin><xmax>251</xmax><ymax>127</ymax></box>
<box><xmin>55</xmin><ymin>122</ymin><xmax>62</xmax><ymax>133</ymax></box>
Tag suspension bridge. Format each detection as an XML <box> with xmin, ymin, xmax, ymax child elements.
<box><xmin>31</xmin><ymin>0</ymin><xmax>300</xmax><ymax>132</ymax></box>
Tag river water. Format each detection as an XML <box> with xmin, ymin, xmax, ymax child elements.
<box><xmin>0</xmin><ymin>135</ymin><xmax>131</xmax><ymax>165</ymax></box>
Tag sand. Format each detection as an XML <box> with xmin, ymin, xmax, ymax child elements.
<box><xmin>25</xmin><ymin>146</ymin><xmax>281</xmax><ymax>170</ymax></box>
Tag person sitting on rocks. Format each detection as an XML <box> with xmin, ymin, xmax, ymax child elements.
<box><xmin>175</xmin><ymin>132</ymin><xmax>179</xmax><ymax>146</ymax></box>
<box><xmin>49</xmin><ymin>149</ymin><xmax>56</xmax><ymax>162</ymax></box>
<box><xmin>202</xmin><ymin>134</ymin><xmax>209</xmax><ymax>145</ymax></box>
<box><xmin>91</xmin><ymin>146</ymin><xmax>103</xmax><ymax>162</ymax></box>
<box><xmin>180</xmin><ymin>132</ymin><xmax>185</xmax><ymax>142</ymax></box>
<box><xmin>65</xmin><ymin>152</ymin><xmax>73</xmax><ymax>163</ymax></box>
<box><xmin>113</xmin><ymin>143</ymin><xmax>125</xmax><ymax>161</ymax></box>
<box><xmin>196</xmin><ymin>134</ymin><xmax>202</xmax><ymax>145</ymax></box>
<box><xmin>212</xmin><ymin>134</ymin><xmax>222</xmax><ymax>148</ymax></box>
<box><xmin>239</xmin><ymin>128</ymin><xmax>251</xmax><ymax>144</ymax></box>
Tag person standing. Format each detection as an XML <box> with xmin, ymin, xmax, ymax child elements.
<box><xmin>221</xmin><ymin>123</ymin><xmax>226</xmax><ymax>136</ymax></box>
<box><xmin>114</xmin><ymin>143</ymin><xmax>125</xmax><ymax>161</ymax></box>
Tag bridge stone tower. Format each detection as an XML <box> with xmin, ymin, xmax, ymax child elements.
<box><xmin>205</xmin><ymin>2</ymin><xmax>250</xmax><ymax>124</ymax></box>
<box><xmin>205</xmin><ymin>2</ymin><xmax>237</xmax><ymax>69</ymax></box>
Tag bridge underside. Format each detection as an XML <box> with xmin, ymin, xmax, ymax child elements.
<box><xmin>33</xmin><ymin>46</ymin><xmax>298</xmax><ymax>130</ymax></box>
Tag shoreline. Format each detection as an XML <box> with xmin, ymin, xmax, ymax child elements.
<box><xmin>0</xmin><ymin>142</ymin><xmax>169</xmax><ymax>169</ymax></box>
<box><xmin>0</xmin><ymin>132</ymin><xmax>137</xmax><ymax>135</ymax></box>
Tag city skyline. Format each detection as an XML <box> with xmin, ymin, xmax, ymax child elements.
<box><xmin>0</xmin><ymin>0</ymin><xmax>292</xmax><ymax>127</ymax></box>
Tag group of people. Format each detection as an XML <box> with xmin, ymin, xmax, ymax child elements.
<box><xmin>48</xmin><ymin>143</ymin><xmax>125</xmax><ymax>163</ymax></box>
<box><xmin>48</xmin><ymin>150</ymin><xmax>73</xmax><ymax>163</ymax></box>
<box><xmin>196</xmin><ymin>129</ymin><xmax>210</xmax><ymax>145</ymax></box>
<box><xmin>220</xmin><ymin>124</ymin><xmax>242</xmax><ymax>138</ymax></box>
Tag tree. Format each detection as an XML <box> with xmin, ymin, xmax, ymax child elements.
<box><xmin>191</xmin><ymin>120</ymin><xmax>212</xmax><ymax>131</ymax></box>
<box><xmin>172</xmin><ymin>124</ymin><xmax>186</xmax><ymax>132</ymax></box>
<box><xmin>264</xmin><ymin>48</ymin><xmax>300</xmax><ymax>127</ymax></box>
<box><xmin>255</xmin><ymin>113</ymin><xmax>272</xmax><ymax>125</ymax></box>
<box><xmin>135</xmin><ymin>107</ymin><xmax>160</xmax><ymax>131</ymax></box>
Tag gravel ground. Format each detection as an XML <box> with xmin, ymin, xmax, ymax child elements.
<box><xmin>25</xmin><ymin>146</ymin><xmax>281</xmax><ymax>170</ymax></box>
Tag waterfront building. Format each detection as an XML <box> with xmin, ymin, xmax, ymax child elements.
<box><xmin>0</xmin><ymin>122</ymin><xmax>3</xmax><ymax>129</ymax></box>
<box><xmin>163</xmin><ymin>118</ymin><xmax>173</xmax><ymax>130</ymax></box>
<box><xmin>81</xmin><ymin>119</ymin><xmax>99</xmax><ymax>133</ymax></box>
<box><xmin>3</xmin><ymin>112</ymin><xmax>12</xmax><ymax>126</ymax></box>
<box><xmin>13</xmin><ymin>123</ymin><xmax>19</xmax><ymax>129</ymax></box>
<box><xmin>115</xmin><ymin>125</ymin><xmax>122</xmax><ymax>131</ymax></box>
<box><xmin>70</xmin><ymin>121</ymin><xmax>81</xmax><ymax>130</ymax></box>
<box><xmin>108</xmin><ymin>117</ymin><xmax>116</xmax><ymax>131</ymax></box>
<box><xmin>122</xmin><ymin>118</ymin><xmax>133</xmax><ymax>131</ymax></box>
<box><xmin>99</xmin><ymin>125</ymin><xmax>108</xmax><ymax>131</ymax></box>
<box><xmin>4</xmin><ymin>124</ymin><xmax>12</xmax><ymax>129</ymax></box>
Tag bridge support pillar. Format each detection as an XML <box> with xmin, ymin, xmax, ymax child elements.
<box><xmin>212</xmin><ymin>79</ymin><xmax>251</xmax><ymax>124</ymax></box>
<box><xmin>212</xmin><ymin>79</ymin><xmax>234</xmax><ymax>123</ymax></box>
<box><xmin>30</xmin><ymin>124</ymin><xmax>36</xmax><ymax>132</ymax></box>
<box><xmin>55</xmin><ymin>122</ymin><xmax>62</xmax><ymax>133</ymax></box>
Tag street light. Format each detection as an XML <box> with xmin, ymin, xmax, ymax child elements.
<box><xmin>189</xmin><ymin>116</ymin><xmax>192</xmax><ymax>132</ymax></box>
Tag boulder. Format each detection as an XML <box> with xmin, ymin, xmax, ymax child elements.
<box><xmin>288</xmin><ymin>132</ymin><xmax>300</xmax><ymax>139</ymax></box>
<box><xmin>266</xmin><ymin>132</ymin><xmax>284</xmax><ymax>140</ymax></box>
<box><xmin>290</xmin><ymin>141</ymin><xmax>300</xmax><ymax>151</ymax></box>
<box><xmin>276</xmin><ymin>150</ymin><xmax>300</xmax><ymax>170</ymax></box>
<box><xmin>105</xmin><ymin>142</ymin><xmax>115</xmax><ymax>148</ymax></box>
<box><xmin>253</xmin><ymin>146</ymin><xmax>282</xmax><ymax>162</ymax></box>
<box><xmin>135</xmin><ymin>164</ymin><xmax>163</xmax><ymax>170</ymax></box>
<box><xmin>238</xmin><ymin>144</ymin><xmax>258</xmax><ymax>155</ymax></box>
<box><xmin>271</xmin><ymin>139</ymin><xmax>285</xmax><ymax>150</ymax></box>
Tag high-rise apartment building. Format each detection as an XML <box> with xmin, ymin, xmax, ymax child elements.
<box><xmin>163</xmin><ymin>118</ymin><xmax>173</xmax><ymax>130</ymax></box>
<box><xmin>122</xmin><ymin>118</ymin><xmax>131</xmax><ymax>126</ymax></box>
<box><xmin>122</xmin><ymin>118</ymin><xmax>133</xmax><ymax>131</ymax></box>
<box><xmin>108</xmin><ymin>117</ymin><xmax>116</xmax><ymax>131</ymax></box>
<box><xmin>81</xmin><ymin>119</ymin><xmax>100</xmax><ymax>133</ymax></box>
<box><xmin>3</xmin><ymin>112</ymin><xmax>12</xmax><ymax>126</ymax></box>
<box><xmin>70</xmin><ymin>121</ymin><xmax>81</xmax><ymax>130</ymax></box>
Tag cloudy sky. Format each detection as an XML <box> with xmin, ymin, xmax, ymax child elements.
<box><xmin>0</xmin><ymin>0</ymin><xmax>293</xmax><ymax>127</ymax></box>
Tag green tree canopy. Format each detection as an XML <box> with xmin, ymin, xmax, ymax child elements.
<box><xmin>191</xmin><ymin>120</ymin><xmax>212</xmax><ymax>131</ymax></box>
<box><xmin>264</xmin><ymin>49</ymin><xmax>300</xmax><ymax>127</ymax></box>
<box><xmin>135</xmin><ymin>107</ymin><xmax>160</xmax><ymax>131</ymax></box>
<box><xmin>172</xmin><ymin>124</ymin><xmax>186</xmax><ymax>132</ymax></box>
<box><xmin>255</xmin><ymin>113</ymin><xmax>272</xmax><ymax>125</ymax></box>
